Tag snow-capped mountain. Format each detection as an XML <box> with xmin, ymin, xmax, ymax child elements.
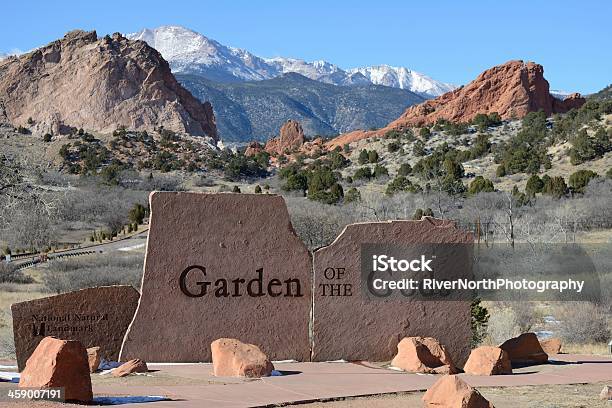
<box><xmin>349</xmin><ymin>65</ymin><xmax>456</xmax><ymax>98</ymax></box>
<box><xmin>127</xmin><ymin>25</ymin><xmax>454</xmax><ymax>97</ymax></box>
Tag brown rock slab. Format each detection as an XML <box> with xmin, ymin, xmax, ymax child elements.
<box><xmin>112</xmin><ymin>359</ymin><xmax>148</xmax><ymax>377</ymax></box>
<box><xmin>600</xmin><ymin>385</ymin><xmax>612</xmax><ymax>400</ymax></box>
<box><xmin>86</xmin><ymin>346</ymin><xmax>101</xmax><ymax>373</ymax></box>
<box><xmin>499</xmin><ymin>333</ymin><xmax>548</xmax><ymax>366</ymax></box>
<box><xmin>312</xmin><ymin>218</ymin><xmax>473</xmax><ymax>364</ymax></box>
<box><xmin>539</xmin><ymin>338</ymin><xmax>562</xmax><ymax>355</ymax></box>
<box><xmin>391</xmin><ymin>336</ymin><xmax>458</xmax><ymax>374</ymax></box>
<box><xmin>19</xmin><ymin>336</ymin><xmax>92</xmax><ymax>402</ymax></box>
<box><xmin>423</xmin><ymin>375</ymin><xmax>495</xmax><ymax>408</ymax></box>
<box><xmin>120</xmin><ymin>192</ymin><xmax>312</xmax><ymax>362</ymax></box>
<box><xmin>11</xmin><ymin>285</ymin><xmax>139</xmax><ymax>371</ymax></box>
<box><xmin>211</xmin><ymin>338</ymin><xmax>274</xmax><ymax>377</ymax></box>
<box><xmin>463</xmin><ymin>346</ymin><xmax>512</xmax><ymax>376</ymax></box>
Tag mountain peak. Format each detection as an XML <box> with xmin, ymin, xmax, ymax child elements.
<box><xmin>127</xmin><ymin>25</ymin><xmax>454</xmax><ymax>97</ymax></box>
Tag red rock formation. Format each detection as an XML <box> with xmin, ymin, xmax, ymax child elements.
<box><xmin>244</xmin><ymin>141</ymin><xmax>264</xmax><ymax>157</ymax></box>
<box><xmin>0</xmin><ymin>30</ymin><xmax>217</xmax><ymax>139</ymax></box>
<box><xmin>265</xmin><ymin>119</ymin><xmax>305</xmax><ymax>155</ymax></box>
<box><xmin>19</xmin><ymin>337</ymin><xmax>92</xmax><ymax>402</ymax></box>
<box><xmin>390</xmin><ymin>60</ymin><xmax>585</xmax><ymax>128</ymax></box>
<box><xmin>325</xmin><ymin>60</ymin><xmax>585</xmax><ymax>149</ymax></box>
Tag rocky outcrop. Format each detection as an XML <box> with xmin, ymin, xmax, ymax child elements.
<box><xmin>499</xmin><ymin>333</ymin><xmax>548</xmax><ymax>366</ymax></box>
<box><xmin>463</xmin><ymin>346</ymin><xmax>512</xmax><ymax>376</ymax></box>
<box><xmin>389</xmin><ymin>60</ymin><xmax>585</xmax><ymax>128</ymax></box>
<box><xmin>325</xmin><ymin>60</ymin><xmax>585</xmax><ymax>150</ymax></box>
<box><xmin>211</xmin><ymin>338</ymin><xmax>274</xmax><ymax>377</ymax></box>
<box><xmin>19</xmin><ymin>337</ymin><xmax>92</xmax><ymax>402</ymax></box>
<box><xmin>244</xmin><ymin>141</ymin><xmax>264</xmax><ymax>157</ymax></box>
<box><xmin>423</xmin><ymin>375</ymin><xmax>495</xmax><ymax>408</ymax></box>
<box><xmin>0</xmin><ymin>30</ymin><xmax>217</xmax><ymax>139</ymax></box>
<box><xmin>391</xmin><ymin>337</ymin><xmax>458</xmax><ymax>374</ymax></box>
<box><xmin>265</xmin><ymin>119</ymin><xmax>305</xmax><ymax>155</ymax></box>
<box><xmin>112</xmin><ymin>359</ymin><xmax>148</xmax><ymax>377</ymax></box>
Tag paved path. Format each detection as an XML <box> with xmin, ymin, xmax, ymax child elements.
<box><xmin>87</xmin><ymin>354</ymin><xmax>612</xmax><ymax>407</ymax></box>
<box><xmin>1</xmin><ymin>354</ymin><xmax>611</xmax><ymax>407</ymax></box>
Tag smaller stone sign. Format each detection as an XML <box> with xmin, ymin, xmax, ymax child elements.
<box><xmin>12</xmin><ymin>285</ymin><xmax>139</xmax><ymax>371</ymax></box>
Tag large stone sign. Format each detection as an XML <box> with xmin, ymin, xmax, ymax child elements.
<box><xmin>312</xmin><ymin>218</ymin><xmax>473</xmax><ymax>365</ymax></box>
<box><xmin>119</xmin><ymin>192</ymin><xmax>312</xmax><ymax>362</ymax></box>
<box><xmin>12</xmin><ymin>285</ymin><xmax>139</xmax><ymax>371</ymax></box>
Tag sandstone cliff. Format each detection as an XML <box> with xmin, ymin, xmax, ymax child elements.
<box><xmin>264</xmin><ymin>119</ymin><xmax>305</xmax><ymax>155</ymax></box>
<box><xmin>388</xmin><ymin>60</ymin><xmax>584</xmax><ymax>128</ymax></box>
<box><xmin>0</xmin><ymin>30</ymin><xmax>217</xmax><ymax>139</ymax></box>
<box><xmin>326</xmin><ymin>60</ymin><xmax>585</xmax><ymax>149</ymax></box>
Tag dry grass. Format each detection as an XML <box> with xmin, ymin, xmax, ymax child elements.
<box><xmin>298</xmin><ymin>382</ymin><xmax>610</xmax><ymax>408</ymax></box>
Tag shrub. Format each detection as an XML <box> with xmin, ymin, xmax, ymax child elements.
<box><xmin>419</xmin><ymin>127</ymin><xmax>431</xmax><ymax>139</ymax></box>
<box><xmin>232</xmin><ymin>185</ymin><xmax>241</xmax><ymax>193</ymax></box>
<box><xmin>386</xmin><ymin>176</ymin><xmax>421</xmax><ymax>195</ymax></box>
<box><xmin>542</xmin><ymin>176</ymin><xmax>568</xmax><ymax>199</ymax></box>
<box><xmin>398</xmin><ymin>163</ymin><xmax>412</xmax><ymax>176</ymax></box>
<box><xmin>525</xmin><ymin>174</ymin><xmax>544</xmax><ymax>197</ymax></box>
<box><xmin>373</xmin><ymin>164</ymin><xmax>389</xmax><ymax>178</ymax></box>
<box><xmin>413</xmin><ymin>140</ymin><xmax>426</xmax><ymax>156</ymax></box>
<box><xmin>557</xmin><ymin>302</ymin><xmax>610</xmax><ymax>344</ymax></box>
<box><xmin>387</xmin><ymin>141</ymin><xmax>401</xmax><ymax>153</ymax></box>
<box><xmin>367</xmin><ymin>150</ymin><xmax>379</xmax><ymax>163</ymax></box>
<box><xmin>254</xmin><ymin>185</ymin><xmax>262</xmax><ymax>194</ymax></box>
<box><xmin>344</xmin><ymin>187</ymin><xmax>361</xmax><ymax>203</ymax></box>
<box><xmin>128</xmin><ymin>203</ymin><xmax>147</xmax><ymax>225</ymax></box>
<box><xmin>43</xmin><ymin>133</ymin><xmax>52</xmax><ymax>142</ymax></box>
<box><xmin>472</xmin><ymin>112</ymin><xmax>502</xmax><ymax>131</ymax></box>
<box><xmin>568</xmin><ymin>170</ymin><xmax>598</xmax><ymax>194</ymax></box>
<box><xmin>358</xmin><ymin>149</ymin><xmax>369</xmax><ymax>165</ymax></box>
<box><xmin>353</xmin><ymin>167</ymin><xmax>373</xmax><ymax>180</ymax></box>
<box><xmin>0</xmin><ymin>263</ymin><xmax>34</xmax><ymax>284</ymax></box>
<box><xmin>496</xmin><ymin>164</ymin><xmax>506</xmax><ymax>177</ymax></box>
<box><xmin>43</xmin><ymin>254</ymin><xmax>143</xmax><ymax>294</ymax></box>
<box><xmin>468</xmin><ymin>176</ymin><xmax>494</xmax><ymax>195</ymax></box>
<box><xmin>471</xmin><ymin>298</ymin><xmax>490</xmax><ymax>347</ymax></box>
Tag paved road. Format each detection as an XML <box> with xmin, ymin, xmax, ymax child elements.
<box><xmin>10</xmin><ymin>230</ymin><xmax>148</xmax><ymax>270</ymax></box>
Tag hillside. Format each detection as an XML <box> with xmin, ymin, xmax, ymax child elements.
<box><xmin>0</xmin><ymin>30</ymin><xmax>217</xmax><ymax>139</ymax></box>
<box><xmin>178</xmin><ymin>73</ymin><xmax>425</xmax><ymax>142</ymax></box>
<box><xmin>590</xmin><ymin>84</ymin><xmax>612</xmax><ymax>100</ymax></box>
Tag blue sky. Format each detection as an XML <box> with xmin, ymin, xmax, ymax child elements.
<box><xmin>1</xmin><ymin>0</ymin><xmax>610</xmax><ymax>93</ymax></box>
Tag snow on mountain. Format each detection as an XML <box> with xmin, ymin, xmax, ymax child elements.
<box><xmin>550</xmin><ymin>89</ymin><xmax>572</xmax><ymax>100</ymax></box>
<box><xmin>127</xmin><ymin>25</ymin><xmax>454</xmax><ymax>97</ymax></box>
<box><xmin>128</xmin><ymin>26</ymin><xmax>274</xmax><ymax>82</ymax></box>
<box><xmin>349</xmin><ymin>65</ymin><xmax>456</xmax><ymax>97</ymax></box>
